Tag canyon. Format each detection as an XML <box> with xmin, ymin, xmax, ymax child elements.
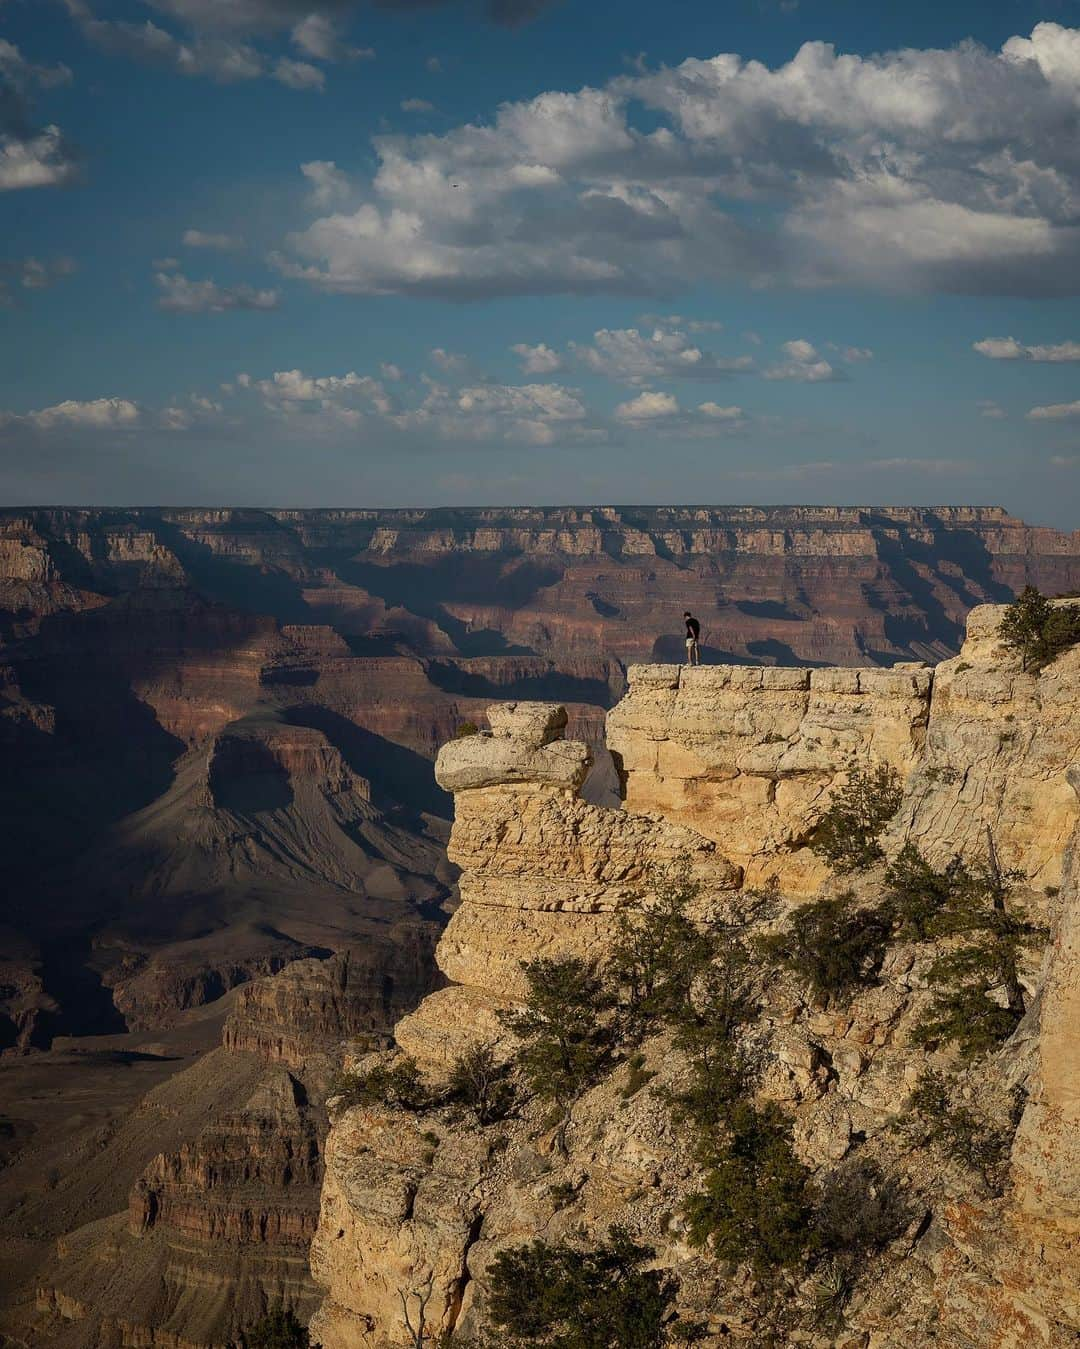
<box><xmin>2</xmin><ymin>506</ymin><xmax>1080</xmax><ymax>1347</ymax></box>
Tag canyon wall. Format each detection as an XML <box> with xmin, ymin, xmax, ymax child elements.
<box><xmin>310</xmin><ymin>604</ymin><xmax>1080</xmax><ymax>1348</ymax></box>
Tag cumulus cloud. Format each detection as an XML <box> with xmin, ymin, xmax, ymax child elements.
<box><xmin>301</xmin><ymin>160</ymin><xmax>351</xmax><ymax>207</ymax></box>
<box><xmin>1027</xmin><ymin>400</ymin><xmax>1080</xmax><ymax>420</ymax></box>
<box><xmin>0</xmin><ymin>396</ymin><xmax>141</xmax><ymax>431</ymax></box>
<box><xmin>698</xmin><ymin>401</ymin><xmax>743</xmax><ymax>420</ymax></box>
<box><xmin>0</xmin><ymin>126</ymin><xmax>78</xmax><ymax>190</ymax></box>
<box><xmin>764</xmin><ymin>339</ymin><xmax>837</xmax><ymax>382</ymax></box>
<box><xmin>614</xmin><ymin>390</ymin><xmax>679</xmax><ymax>421</ymax></box>
<box><xmin>279</xmin><ymin>22</ymin><xmax>1080</xmax><ymax>299</ymax></box>
<box><xmin>274</xmin><ymin>57</ymin><xmax>325</xmax><ymax>90</ymax></box>
<box><xmin>572</xmin><ymin>325</ymin><xmax>753</xmax><ymax>384</ymax></box>
<box><xmin>155</xmin><ymin>271</ymin><xmax>280</xmax><ymax>312</ymax></box>
<box><xmin>0</xmin><ymin>41</ymin><xmax>78</xmax><ymax>191</ymax></box>
<box><xmin>68</xmin><ymin>2</ymin><xmax>333</xmax><ymax>87</ymax></box>
<box><xmin>974</xmin><ymin>336</ymin><xmax>1080</xmax><ymax>361</ymax></box>
<box><xmin>512</xmin><ymin>342</ymin><xmax>564</xmax><ymax>375</ymax></box>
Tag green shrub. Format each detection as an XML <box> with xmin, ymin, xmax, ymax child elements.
<box><xmin>757</xmin><ymin>893</ymin><xmax>892</xmax><ymax>1002</ymax></box>
<box><xmin>454</xmin><ymin>721</ymin><xmax>481</xmax><ymax>738</ymax></box>
<box><xmin>898</xmin><ymin>1070</ymin><xmax>1023</xmax><ymax>1190</ymax></box>
<box><xmin>811</xmin><ymin>765</ymin><xmax>903</xmax><ymax>873</ymax></box>
<box><xmin>327</xmin><ymin>1056</ymin><xmax>432</xmax><ymax>1112</ymax></box>
<box><xmin>913</xmin><ymin>858</ymin><xmax>1047</xmax><ymax>1058</ymax></box>
<box><xmin>446</xmin><ymin>1042</ymin><xmax>515</xmax><ymax>1125</ymax></box>
<box><xmin>499</xmin><ymin>958</ymin><xmax>616</xmax><ymax>1105</ymax></box>
<box><xmin>999</xmin><ymin>585</ymin><xmax>1080</xmax><ymax>672</ymax></box>
<box><xmin>232</xmin><ymin>1303</ymin><xmax>310</xmax><ymax>1349</ymax></box>
<box><xmin>609</xmin><ymin>871</ymin><xmax>715</xmax><ymax>1038</ymax></box>
<box><xmin>486</xmin><ymin>1226</ymin><xmax>676</xmax><ymax>1349</ymax></box>
<box><xmin>682</xmin><ymin>1092</ymin><xmax>815</xmax><ymax>1273</ymax></box>
<box><xmin>883</xmin><ymin>844</ymin><xmax>963</xmax><ymax>940</ymax></box>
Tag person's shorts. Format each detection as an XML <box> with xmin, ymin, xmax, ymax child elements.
<box><xmin>685</xmin><ymin>637</ymin><xmax>698</xmax><ymax>650</ymax></box>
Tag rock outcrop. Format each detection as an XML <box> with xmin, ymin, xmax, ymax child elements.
<box><xmin>310</xmin><ymin>604</ymin><xmax>1080</xmax><ymax>1349</ymax></box>
<box><xmin>607</xmin><ymin>661</ymin><xmax>933</xmax><ymax>893</ymax></box>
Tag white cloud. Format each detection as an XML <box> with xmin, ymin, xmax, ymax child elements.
<box><xmin>301</xmin><ymin>160</ymin><xmax>351</xmax><ymax>207</ymax></box>
<box><xmin>571</xmin><ymin>326</ymin><xmax>753</xmax><ymax>384</ymax></box>
<box><xmin>978</xmin><ymin>400</ymin><xmax>1008</xmax><ymax>419</ymax></box>
<box><xmin>273</xmin><ymin>57</ymin><xmax>324</xmax><ymax>91</ymax></box>
<box><xmin>614</xmin><ymin>390</ymin><xmax>680</xmax><ymax>421</ymax></box>
<box><xmin>3</xmin><ymin>397</ymin><xmax>142</xmax><ymax>430</ymax></box>
<box><xmin>974</xmin><ymin>336</ymin><xmax>1080</xmax><ymax>361</ymax></box>
<box><xmin>430</xmin><ymin>347</ymin><xmax>470</xmax><ymax>374</ymax></box>
<box><xmin>155</xmin><ymin>271</ymin><xmax>280</xmax><ymax>312</ymax></box>
<box><xmin>1027</xmin><ymin>400</ymin><xmax>1080</xmax><ymax>420</ymax></box>
<box><xmin>183</xmin><ymin>228</ymin><xmax>244</xmax><ymax>251</ymax></box>
<box><xmin>279</xmin><ymin>22</ymin><xmax>1080</xmax><ymax>299</ymax></box>
<box><xmin>0</xmin><ymin>127</ymin><xmax>78</xmax><ymax>191</ymax></box>
<box><xmin>511</xmin><ymin>342</ymin><xmax>563</xmax><ymax>374</ymax></box>
<box><xmin>839</xmin><ymin>345</ymin><xmax>873</xmax><ymax>362</ymax></box>
<box><xmin>765</xmin><ymin>339</ymin><xmax>836</xmax><ymax>382</ymax></box>
<box><xmin>698</xmin><ymin>401</ymin><xmax>743</xmax><ymax>419</ymax></box>
<box><xmin>291</xmin><ymin>14</ymin><xmax>372</xmax><ymax>63</ymax></box>
<box><xmin>401</xmin><ymin>98</ymin><xmax>434</xmax><ymax>113</ymax></box>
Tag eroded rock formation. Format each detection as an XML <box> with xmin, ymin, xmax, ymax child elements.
<box><xmin>310</xmin><ymin>605</ymin><xmax>1080</xmax><ymax>1349</ymax></box>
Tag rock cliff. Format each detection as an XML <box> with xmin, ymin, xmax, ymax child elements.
<box><xmin>310</xmin><ymin>603</ymin><xmax>1080</xmax><ymax>1348</ymax></box>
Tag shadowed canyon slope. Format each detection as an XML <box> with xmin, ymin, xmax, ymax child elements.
<box><xmin>2</xmin><ymin>506</ymin><xmax>1080</xmax><ymax>1347</ymax></box>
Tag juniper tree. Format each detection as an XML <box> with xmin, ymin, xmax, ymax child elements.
<box><xmin>811</xmin><ymin>765</ymin><xmax>903</xmax><ymax>873</ymax></box>
<box><xmin>499</xmin><ymin>958</ymin><xmax>616</xmax><ymax>1105</ymax></box>
<box><xmin>486</xmin><ymin>1226</ymin><xmax>676</xmax><ymax>1349</ymax></box>
<box><xmin>913</xmin><ymin>842</ymin><xmax>1047</xmax><ymax>1058</ymax></box>
<box><xmin>999</xmin><ymin>585</ymin><xmax>1080</xmax><ymax>672</ymax></box>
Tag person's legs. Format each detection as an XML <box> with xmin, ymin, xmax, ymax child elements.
<box><xmin>692</xmin><ymin>639</ymin><xmax>700</xmax><ymax>666</ymax></box>
<box><xmin>685</xmin><ymin>637</ymin><xmax>694</xmax><ymax>665</ymax></box>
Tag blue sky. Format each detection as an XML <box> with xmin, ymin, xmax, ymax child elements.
<box><xmin>2</xmin><ymin>0</ymin><xmax>1080</xmax><ymax>523</ymax></box>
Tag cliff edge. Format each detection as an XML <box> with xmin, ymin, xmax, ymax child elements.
<box><xmin>310</xmin><ymin>604</ymin><xmax>1080</xmax><ymax>1348</ymax></box>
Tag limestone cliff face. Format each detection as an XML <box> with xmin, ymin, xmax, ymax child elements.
<box><xmin>607</xmin><ymin>661</ymin><xmax>932</xmax><ymax>894</ymax></box>
<box><xmin>310</xmin><ymin>603</ymin><xmax>1080</xmax><ymax>1349</ymax></box>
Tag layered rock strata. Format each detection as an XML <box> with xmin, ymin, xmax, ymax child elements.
<box><xmin>310</xmin><ymin>605</ymin><xmax>1080</xmax><ymax>1349</ymax></box>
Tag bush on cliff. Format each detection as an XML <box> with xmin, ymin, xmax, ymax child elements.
<box><xmin>486</xmin><ymin>1225</ymin><xmax>676</xmax><ymax>1349</ymax></box>
<box><xmin>499</xmin><ymin>958</ymin><xmax>616</xmax><ymax>1105</ymax></box>
<box><xmin>897</xmin><ymin>1069</ymin><xmax>1024</xmax><ymax>1191</ymax></box>
<box><xmin>882</xmin><ymin>843</ymin><xmax>962</xmax><ymax>940</ymax></box>
<box><xmin>327</xmin><ymin>1055</ymin><xmax>432</xmax><ymax>1112</ymax></box>
<box><xmin>912</xmin><ymin>855</ymin><xmax>1046</xmax><ymax>1058</ymax></box>
<box><xmin>609</xmin><ymin>871</ymin><xmax>716</xmax><ymax>1038</ymax></box>
<box><xmin>446</xmin><ymin>1042</ymin><xmax>515</xmax><ymax>1124</ymax></box>
<box><xmin>756</xmin><ymin>893</ymin><xmax>892</xmax><ymax>1002</ymax></box>
<box><xmin>233</xmin><ymin>1303</ymin><xmax>311</xmax><ymax>1348</ymax></box>
<box><xmin>999</xmin><ymin>585</ymin><xmax>1080</xmax><ymax>672</ymax></box>
<box><xmin>679</xmin><ymin>1064</ymin><xmax>816</xmax><ymax>1274</ymax></box>
<box><xmin>810</xmin><ymin>765</ymin><xmax>903</xmax><ymax>873</ymax></box>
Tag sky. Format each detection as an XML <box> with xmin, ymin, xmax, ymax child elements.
<box><xmin>1</xmin><ymin>0</ymin><xmax>1080</xmax><ymax>524</ymax></box>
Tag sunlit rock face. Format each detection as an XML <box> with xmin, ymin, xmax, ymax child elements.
<box><xmin>310</xmin><ymin>605</ymin><xmax>1080</xmax><ymax>1349</ymax></box>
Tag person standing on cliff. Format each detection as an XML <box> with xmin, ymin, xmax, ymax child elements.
<box><xmin>684</xmin><ymin>611</ymin><xmax>701</xmax><ymax>665</ymax></box>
